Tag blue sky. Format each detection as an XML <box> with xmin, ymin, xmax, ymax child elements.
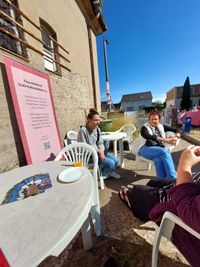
<box><xmin>97</xmin><ymin>0</ymin><xmax>200</xmax><ymax>104</ymax></box>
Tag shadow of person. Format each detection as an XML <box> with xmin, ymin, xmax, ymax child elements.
<box><xmin>38</xmin><ymin>190</ymin><xmax>189</xmax><ymax>267</ymax></box>
<box><xmin>97</xmin><ymin>191</ymin><xmax>189</xmax><ymax>267</ymax></box>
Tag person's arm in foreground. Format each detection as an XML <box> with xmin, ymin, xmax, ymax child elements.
<box><xmin>150</xmin><ymin>146</ymin><xmax>200</xmax><ymax>228</ymax></box>
<box><xmin>169</xmin><ymin>145</ymin><xmax>200</xmax><ymax>231</ymax></box>
<box><xmin>176</xmin><ymin>145</ymin><xmax>200</xmax><ymax>185</ymax></box>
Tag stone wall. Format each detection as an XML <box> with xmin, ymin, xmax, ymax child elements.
<box><xmin>0</xmin><ymin>0</ymin><xmax>102</xmax><ymax>172</ymax></box>
<box><xmin>0</xmin><ymin>52</ymin><xmax>95</xmax><ymax>172</ymax></box>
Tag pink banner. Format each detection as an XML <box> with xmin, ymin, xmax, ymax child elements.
<box><xmin>4</xmin><ymin>56</ymin><xmax>62</xmax><ymax>164</ymax></box>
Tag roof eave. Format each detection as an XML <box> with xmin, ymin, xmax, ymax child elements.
<box><xmin>75</xmin><ymin>0</ymin><xmax>107</xmax><ymax>35</ymax></box>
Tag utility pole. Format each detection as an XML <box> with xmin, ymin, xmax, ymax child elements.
<box><xmin>103</xmin><ymin>36</ymin><xmax>113</xmax><ymax>112</ymax></box>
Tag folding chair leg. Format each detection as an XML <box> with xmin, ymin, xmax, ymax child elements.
<box><xmin>147</xmin><ymin>162</ymin><xmax>152</xmax><ymax>171</ymax></box>
<box><xmin>134</xmin><ymin>156</ymin><xmax>140</xmax><ymax>177</ymax></box>
<box><xmin>97</xmin><ymin>168</ymin><xmax>104</xmax><ymax>190</ymax></box>
<box><xmin>100</xmin><ymin>176</ymin><xmax>104</xmax><ymax>190</ymax></box>
<box><xmin>135</xmin><ymin>156</ymin><xmax>152</xmax><ymax>177</ymax></box>
<box><xmin>152</xmin><ymin>215</ymin><xmax>176</xmax><ymax>267</ymax></box>
<box><xmin>151</xmin><ymin>226</ymin><xmax>161</xmax><ymax>267</ymax></box>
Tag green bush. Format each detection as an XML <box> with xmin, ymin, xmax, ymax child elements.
<box><xmin>100</xmin><ymin>111</ymin><xmax>140</xmax><ymax>138</ymax></box>
<box><xmin>100</xmin><ymin>118</ymin><xmax>127</xmax><ymax>132</ymax></box>
<box><xmin>107</xmin><ymin>111</ymin><xmax>125</xmax><ymax>119</ymax></box>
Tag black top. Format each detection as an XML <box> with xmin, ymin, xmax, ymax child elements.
<box><xmin>140</xmin><ymin>124</ymin><xmax>180</xmax><ymax>147</ymax></box>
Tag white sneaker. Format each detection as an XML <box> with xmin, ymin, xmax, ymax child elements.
<box><xmin>109</xmin><ymin>171</ymin><xmax>121</xmax><ymax>179</ymax></box>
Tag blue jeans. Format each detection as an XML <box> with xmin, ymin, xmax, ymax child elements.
<box><xmin>101</xmin><ymin>153</ymin><xmax>120</xmax><ymax>176</ymax></box>
<box><xmin>139</xmin><ymin>145</ymin><xmax>176</xmax><ymax>179</ymax></box>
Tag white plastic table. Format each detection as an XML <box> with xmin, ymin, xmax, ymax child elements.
<box><xmin>102</xmin><ymin>132</ymin><xmax>127</xmax><ymax>167</ymax></box>
<box><xmin>0</xmin><ymin>161</ymin><xmax>94</xmax><ymax>267</ymax></box>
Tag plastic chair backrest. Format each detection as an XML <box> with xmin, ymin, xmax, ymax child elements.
<box><xmin>152</xmin><ymin>211</ymin><xmax>200</xmax><ymax>267</ymax></box>
<box><xmin>55</xmin><ymin>142</ymin><xmax>101</xmax><ymax>235</ymax></box>
<box><xmin>118</xmin><ymin>124</ymin><xmax>136</xmax><ymax>142</ymax></box>
<box><xmin>55</xmin><ymin>143</ymin><xmax>98</xmax><ymax>198</ymax></box>
<box><xmin>55</xmin><ymin>142</ymin><xmax>97</xmax><ymax>171</ymax></box>
<box><xmin>66</xmin><ymin>130</ymin><xmax>78</xmax><ymax>144</ymax></box>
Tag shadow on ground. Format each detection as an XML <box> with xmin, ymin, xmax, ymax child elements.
<box><xmin>39</xmin><ymin>139</ymin><xmax>199</xmax><ymax>267</ymax></box>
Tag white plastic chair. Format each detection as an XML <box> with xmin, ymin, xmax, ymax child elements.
<box><xmin>55</xmin><ymin>142</ymin><xmax>101</xmax><ymax>236</ymax></box>
<box><xmin>64</xmin><ymin>130</ymin><xmax>78</xmax><ymax>146</ymax></box>
<box><xmin>134</xmin><ymin>131</ymin><xmax>179</xmax><ymax>176</ymax></box>
<box><xmin>116</xmin><ymin>123</ymin><xmax>136</xmax><ymax>151</ymax></box>
<box><xmin>152</xmin><ymin>211</ymin><xmax>200</xmax><ymax>267</ymax></box>
<box><xmin>64</xmin><ymin>131</ymin><xmax>105</xmax><ymax>190</ymax></box>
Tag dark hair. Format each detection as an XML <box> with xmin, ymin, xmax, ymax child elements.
<box><xmin>87</xmin><ymin>108</ymin><xmax>99</xmax><ymax>120</ymax></box>
<box><xmin>148</xmin><ymin>110</ymin><xmax>161</xmax><ymax>119</ymax></box>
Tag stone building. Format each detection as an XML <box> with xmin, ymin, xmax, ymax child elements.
<box><xmin>0</xmin><ymin>0</ymin><xmax>106</xmax><ymax>171</ymax></box>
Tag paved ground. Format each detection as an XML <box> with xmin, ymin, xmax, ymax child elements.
<box><xmin>40</xmin><ymin>138</ymin><xmax>200</xmax><ymax>267</ymax></box>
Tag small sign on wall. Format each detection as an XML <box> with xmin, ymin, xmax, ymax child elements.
<box><xmin>4</xmin><ymin>56</ymin><xmax>62</xmax><ymax>164</ymax></box>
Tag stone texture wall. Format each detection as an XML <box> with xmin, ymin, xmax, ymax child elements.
<box><xmin>0</xmin><ymin>0</ymin><xmax>101</xmax><ymax>172</ymax></box>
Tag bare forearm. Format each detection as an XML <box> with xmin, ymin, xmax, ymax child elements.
<box><xmin>176</xmin><ymin>165</ymin><xmax>193</xmax><ymax>185</ymax></box>
<box><xmin>156</xmin><ymin>136</ymin><xmax>179</xmax><ymax>145</ymax></box>
<box><xmin>176</xmin><ymin>146</ymin><xmax>200</xmax><ymax>185</ymax></box>
<box><xmin>98</xmin><ymin>148</ymin><xmax>105</xmax><ymax>160</ymax></box>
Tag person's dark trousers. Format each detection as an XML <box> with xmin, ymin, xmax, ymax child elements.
<box><xmin>147</xmin><ymin>178</ymin><xmax>176</xmax><ymax>188</ymax></box>
<box><xmin>127</xmin><ymin>178</ymin><xmax>175</xmax><ymax>221</ymax></box>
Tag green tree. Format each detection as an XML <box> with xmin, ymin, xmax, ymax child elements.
<box><xmin>152</xmin><ymin>100</ymin><xmax>166</xmax><ymax>111</ymax></box>
<box><xmin>180</xmin><ymin>76</ymin><xmax>191</xmax><ymax>111</ymax></box>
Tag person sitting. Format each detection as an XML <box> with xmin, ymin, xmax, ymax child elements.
<box><xmin>77</xmin><ymin>108</ymin><xmax>121</xmax><ymax>179</ymax></box>
<box><xmin>119</xmin><ymin>145</ymin><xmax>200</xmax><ymax>267</ymax></box>
<box><xmin>139</xmin><ymin>110</ymin><xmax>180</xmax><ymax>179</ymax></box>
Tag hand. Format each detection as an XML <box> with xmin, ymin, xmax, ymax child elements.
<box><xmin>179</xmin><ymin>145</ymin><xmax>200</xmax><ymax>170</ymax></box>
<box><xmin>165</xmin><ymin>137</ymin><xmax>178</xmax><ymax>145</ymax></box>
<box><xmin>176</xmin><ymin>145</ymin><xmax>200</xmax><ymax>185</ymax></box>
<box><xmin>195</xmin><ymin>147</ymin><xmax>200</xmax><ymax>156</ymax></box>
<box><xmin>98</xmin><ymin>149</ymin><xmax>106</xmax><ymax>160</ymax></box>
<box><xmin>170</xmin><ymin>137</ymin><xmax>178</xmax><ymax>145</ymax></box>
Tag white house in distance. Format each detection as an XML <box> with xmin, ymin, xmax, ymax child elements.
<box><xmin>120</xmin><ymin>91</ymin><xmax>153</xmax><ymax>111</ymax></box>
<box><xmin>166</xmin><ymin>84</ymin><xmax>200</xmax><ymax>108</ymax></box>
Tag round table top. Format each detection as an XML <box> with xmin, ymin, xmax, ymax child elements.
<box><xmin>0</xmin><ymin>161</ymin><xmax>93</xmax><ymax>267</ymax></box>
<box><xmin>102</xmin><ymin>131</ymin><xmax>127</xmax><ymax>141</ymax></box>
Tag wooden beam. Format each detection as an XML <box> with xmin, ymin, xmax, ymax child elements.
<box><xmin>4</xmin><ymin>0</ymin><xmax>70</xmax><ymax>55</ymax></box>
<box><xmin>0</xmin><ymin>9</ymin><xmax>70</xmax><ymax>63</ymax></box>
<box><xmin>0</xmin><ymin>27</ymin><xmax>71</xmax><ymax>72</ymax></box>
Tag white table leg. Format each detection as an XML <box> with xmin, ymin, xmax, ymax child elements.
<box><xmin>113</xmin><ymin>140</ymin><xmax>117</xmax><ymax>157</ymax></box>
<box><xmin>119</xmin><ymin>138</ymin><xmax>124</xmax><ymax>167</ymax></box>
<box><xmin>81</xmin><ymin>217</ymin><xmax>93</xmax><ymax>250</ymax></box>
